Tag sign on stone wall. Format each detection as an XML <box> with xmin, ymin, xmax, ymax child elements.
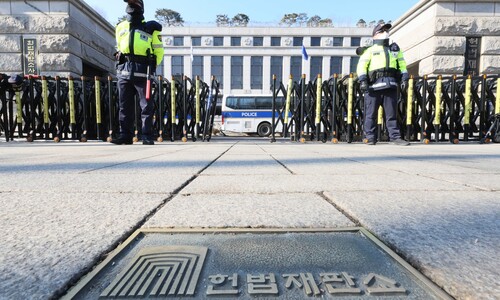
<box><xmin>23</xmin><ymin>37</ymin><xmax>38</xmax><ymax>75</ymax></box>
<box><xmin>464</xmin><ymin>37</ymin><xmax>481</xmax><ymax>76</ymax></box>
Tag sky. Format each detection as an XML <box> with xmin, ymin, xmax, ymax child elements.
<box><xmin>82</xmin><ymin>0</ymin><xmax>422</xmax><ymax>26</ymax></box>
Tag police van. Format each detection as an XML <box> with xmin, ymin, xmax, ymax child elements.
<box><xmin>221</xmin><ymin>95</ymin><xmax>285</xmax><ymax>137</ymax></box>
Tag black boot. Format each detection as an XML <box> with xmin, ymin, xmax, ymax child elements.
<box><xmin>391</xmin><ymin>138</ymin><xmax>410</xmax><ymax>146</ymax></box>
<box><xmin>110</xmin><ymin>136</ymin><xmax>133</xmax><ymax>145</ymax></box>
<box><xmin>142</xmin><ymin>138</ymin><xmax>154</xmax><ymax>145</ymax></box>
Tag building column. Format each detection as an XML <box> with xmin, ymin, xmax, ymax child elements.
<box><xmin>243</xmin><ymin>55</ymin><xmax>251</xmax><ymax>92</ymax></box>
<box><xmin>283</xmin><ymin>56</ymin><xmax>291</xmax><ymax>80</ymax></box>
<box><xmin>163</xmin><ymin>56</ymin><xmax>171</xmax><ymax>78</ymax></box>
<box><xmin>323</xmin><ymin>56</ymin><xmax>331</xmax><ymax>78</ymax></box>
<box><xmin>203</xmin><ymin>56</ymin><xmax>211</xmax><ymax>83</ymax></box>
<box><xmin>183</xmin><ymin>55</ymin><xmax>191</xmax><ymax>78</ymax></box>
<box><xmin>342</xmin><ymin>56</ymin><xmax>351</xmax><ymax>75</ymax></box>
<box><xmin>223</xmin><ymin>56</ymin><xmax>231</xmax><ymax>95</ymax></box>
<box><xmin>263</xmin><ymin>55</ymin><xmax>271</xmax><ymax>93</ymax></box>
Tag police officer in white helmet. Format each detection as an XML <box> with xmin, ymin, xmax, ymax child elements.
<box><xmin>357</xmin><ymin>23</ymin><xmax>410</xmax><ymax>146</ymax></box>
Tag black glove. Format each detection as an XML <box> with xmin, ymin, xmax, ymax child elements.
<box><xmin>401</xmin><ymin>80</ymin><xmax>408</xmax><ymax>92</ymax></box>
<box><xmin>359</xmin><ymin>80</ymin><xmax>368</xmax><ymax>94</ymax></box>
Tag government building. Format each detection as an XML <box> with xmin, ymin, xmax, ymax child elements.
<box><xmin>0</xmin><ymin>0</ymin><xmax>499</xmax><ymax>96</ymax></box>
<box><xmin>162</xmin><ymin>27</ymin><xmax>371</xmax><ymax>96</ymax></box>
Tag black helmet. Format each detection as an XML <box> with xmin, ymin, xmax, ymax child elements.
<box><xmin>372</xmin><ymin>23</ymin><xmax>392</xmax><ymax>37</ymax></box>
<box><xmin>8</xmin><ymin>74</ymin><xmax>24</xmax><ymax>91</ymax></box>
<box><xmin>124</xmin><ymin>0</ymin><xmax>144</xmax><ymax>16</ymax></box>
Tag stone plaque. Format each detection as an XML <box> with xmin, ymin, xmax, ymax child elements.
<box><xmin>64</xmin><ymin>229</ymin><xmax>452</xmax><ymax>299</ymax></box>
<box><xmin>22</xmin><ymin>37</ymin><xmax>38</xmax><ymax>75</ymax></box>
<box><xmin>464</xmin><ymin>37</ymin><xmax>481</xmax><ymax>76</ymax></box>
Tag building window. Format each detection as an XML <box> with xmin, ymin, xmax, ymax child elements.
<box><xmin>173</xmin><ymin>37</ymin><xmax>184</xmax><ymax>46</ymax></box>
<box><xmin>350</xmin><ymin>57</ymin><xmax>360</xmax><ymax>74</ymax></box>
<box><xmin>271</xmin><ymin>37</ymin><xmax>281</xmax><ymax>46</ymax></box>
<box><xmin>330</xmin><ymin>56</ymin><xmax>343</xmax><ymax>75</ymax></box>
<box><xmin>310</xmin><ymin>57</ymin><xmax>322</xmax><ymax>79</ymax></box>
<box><xmin>351</xmin><ymin>37</ymin><xmax>361</xmax><ymax>47</ymax></box>
<box><xmin>253</xmin><ymin>37</ymin><xmax>264</xmax><ymax>46</ymax></box>
<box><xmin>333</xmin><ymin>37</ymin><xmax>343</xmax><ymax>47</ymax></box>
<box><xmin>311</xmin><ymin>37</ymin><xmax>321</xmax><ymax>47</ymax></box>
<box><xmin>192</xmin><ymin>37</ymin><xmax>201</xmax><ymax>46</ymax></box>
<box><xmin>293</xmin><ymin>37</ymin><xmax>303</xmax><ymax>46</ymax></box>
<box><xmin>211</xmin><ymin>56</ymin><xmax>223</xmax><ymax>88</ymax></box>
<box><xmin>270</xmin><ymin>56</ymin><xmax>283</xmax><ymax>84</ymax></box>
<box><xmin>290</xmin><ymin>56</ymin><xmax>302</xmax><ymax>81</ymax></box>
<box><xmin>231</xmin><ymin>56</ymin><xmax>243</xmax><ymax>89</ymax></box>
<box><xmin>231</xmin><ymin>37</ymin><xmax>241</xmax><ymax>46</ymax></box>
<box><xmin>171</xmin><ymin>56</ymin><xmax>184</xmax><ymax>80</ymax></box>
<box><xmin>214</xmin><ymin>36</ymin><xmax>224</xmax><ymax>46</ymax></box>
<box><xmin>251</xmin><ymin>56</ymin><xmax>263</xmax><ymax>89</ymax></box>
<box><xmin>192</xmin><ymin>56</ymin><xmax>203</xmax><ymax>78</ymax></box>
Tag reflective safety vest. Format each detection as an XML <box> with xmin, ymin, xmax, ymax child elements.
<box><xmin>356</xmin><ymin>40</ymin><xmax>408</xmax><ymax>86</ymax></box>
<box><xmin>115</xmin><ymin>20</ymin><xmax>164</xmax><ymax>66</ymax></box>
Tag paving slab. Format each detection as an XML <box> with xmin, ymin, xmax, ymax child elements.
<box><xmin>347</xmin><ymin>154</ymin><xmax>500</xmax><ymax>175</ymax></box>
<box><xmin>265</xmin><ymin>155</ymin><xmax>391</xmax><ymax>175</ymax></box>
<box><xmin>268</xmin><ymin>154</ymin><xmax>488</xmax><ymax>176</ymax></box>
<box><xmin>0</xmin><ymin>191</ymin><xmax>168</xmax><ymax>300</ymax></box>
<box><xmin>264</xmin><ymin>145</ymin><xmax>500</xmax><ymax>175</ymax></box>
<box><xmin>202</xmin><ymin>154</ymin><xmax>290</xmax><ymax>175</ymax></box>
<box><xmin>0</xmin><ymin>143</ymin><xmax>227</xmax><ymax>175</ymax></box>
<box><xmin>182</xmin><ymin>173</ymin><xmax>476</xmax><ymax>194</ymax></box>
<box><xmin>324</xmin><ymin>190</ymin><xmax>500</xmax><ymax>300</ymax></box>
<box><xmin>282</xmin><ymin>156</ymin><xmax>491</xmax><ymax>175</ymax></box>
<box><xmin>426</xmin><ymin>173</ymin><xmax>500</xmax><ymax>191</ymax></box>
<box><xmin>0</xmin><ymin>173</ymin><xmax>191</xmax><ymax>194</ymax></box>
<box><xmin>224</xmin><ymin>144</ymin><xmax>272</xmax><ymax>155</ymax></box>
<box><xmin>144</xmin><ymin>193</ymin><xmax>354</xmax><ymax>228</ymax></box>
<box><xmin>90</xmin><ymin>155</ymin><xmax>219</xmax><ymax>175</ymax></box>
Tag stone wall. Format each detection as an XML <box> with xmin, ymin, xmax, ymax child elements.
<box><xmin>391</xmin><ymin>0</ymin><xmax>500</xmax><ymax>76</ymax></box>
<box><xmin>0</xmin><ymin>0</ymin><xmax>115</xmax><ymax>77</ymax></box>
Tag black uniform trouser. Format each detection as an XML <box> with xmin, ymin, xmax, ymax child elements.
<box><xmin>117</xmin><ymin>77</ymin><xmax>154</xmax><ymax>140</ymax></box>
<box><xmin>364</xmin><ymin>88</ymin><xmax>401</xmax><ymax>142</ymax></box>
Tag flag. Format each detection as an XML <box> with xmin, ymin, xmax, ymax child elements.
<box><xmin>190</xmin><ymin>45</ymin><xmax>194</xmax><ymax>62</ymax></box>
<box><xmin>301</xmin><ymin>44</ymin><xmax>309</xmax><ymax>61</ymax></box>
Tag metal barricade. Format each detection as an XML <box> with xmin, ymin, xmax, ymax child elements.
<box><xmin>0</xmin><ymin>75</ymin><xmax>219</xmax><ymax>143</ymax></box>
<box><xmin>271</xmin><ymin>73</ymin><xmax>499</xmax><ymax>144</ymax></box>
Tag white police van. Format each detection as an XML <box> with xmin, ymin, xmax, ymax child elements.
<box><xmin>221</xmin><ymin>95</ymin><xmax>284</xmax><ymax>137</ymax></box>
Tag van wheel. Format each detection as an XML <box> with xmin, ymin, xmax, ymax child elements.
<box><xmin>257</xmin><ymin>122</ymin><xmax>272</xmax><ymax>137</ymax></box>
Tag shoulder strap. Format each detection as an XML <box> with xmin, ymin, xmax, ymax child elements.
<box><xmin>389</xmin><ymin>43</ymin><xmax>400</xmax><ymax>69</ymax></box>
<box><xmin>389</xmin><ymin>42</ymin><xmax>400</xmax><ymax>52</ymax></box>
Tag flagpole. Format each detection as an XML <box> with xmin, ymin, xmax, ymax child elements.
<box><xmin>301</xmin><ymin>44</ymin><xmax>309</xmax><ymax>81</ymax></box>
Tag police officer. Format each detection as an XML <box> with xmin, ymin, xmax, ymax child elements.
<box><xmin>357</xmin><ymin>23</ymin><xmax>410</xmax><ymax>146</ymax></box>
<box><xmin>111</xmin><ymin>0</ymin><xmax>164</xmax><ymax>145</ymax></box>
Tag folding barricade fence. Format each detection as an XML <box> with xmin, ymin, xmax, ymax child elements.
<box><xmin>1</xmin><ymin>73</ymin><xmax>499</xmax><ymax>144</ymax></box>
<box><xmin>0</xmin><ymin>74</ymin><xmax>220</xmax><ymax>143</ymax></box>
<box><xmin>270</xmin><ymin>74</ymin><xmax>500</xmax><ymax>144</ymax></box>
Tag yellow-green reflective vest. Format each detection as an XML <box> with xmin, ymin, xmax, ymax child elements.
<box><xmin>357</xmin><ymin>43</ymin><xmax>408</xmax><ymax>80</ymax></box>
<box><xmin>115</xmin><ymin>21</ymin><xmax>164</xmax><ymax>66</ymax></box>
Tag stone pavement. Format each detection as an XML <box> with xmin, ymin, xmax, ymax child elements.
<box><xmin>0</xmin><ymin>138</ymin><xmax>499</xmax><ymax>300</ymax></box>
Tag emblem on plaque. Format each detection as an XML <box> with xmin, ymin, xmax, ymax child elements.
<box><xmin>100</xmin><ymin>246</ymin><xmax>207</xmax><ymax>298</ymax></box>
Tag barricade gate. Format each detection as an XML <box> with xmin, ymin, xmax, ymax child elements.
<box><xmin>0</xmin><ymin>75</ymin><xmax>220</xmax><ymax>142</ymax></box>
<box><xmin>1</xmin><ymin>73</ymin><xmax>498</xmax><ymax>144</ymax></box>
<box><xmin>270</xmin><ymin>74</ymin><xmax>499</xmax><ymax>144</ymax></box>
